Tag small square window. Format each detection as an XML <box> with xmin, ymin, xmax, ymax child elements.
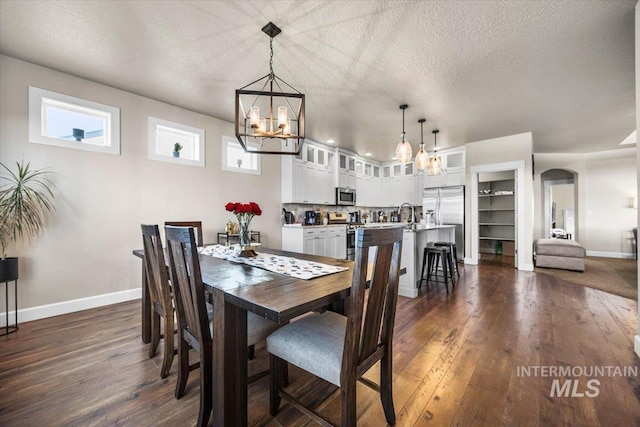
<box><xmin>222</xmin><ymin>136</ymin><xmax>261</xmax><ymax>175</ymax></box>
<box><xmin>28</xmin><ymin>86</ymin><xmax>120</xmax><ymax>155</ymax></box>
<box><xmin>148</xmin><ymin>117</ymin><xmax>205</xmax><ymax>167</ymax></box>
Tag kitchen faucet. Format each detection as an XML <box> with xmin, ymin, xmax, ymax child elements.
<box><xmin>398</xmin><ymin>202</ymin><xmax>416</xmax><ymax>223</ymax></box>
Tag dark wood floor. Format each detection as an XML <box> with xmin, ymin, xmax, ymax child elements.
<box><xmin>1</xmin><ymin>261</ymin><xmax>639</xmax><ymax>426</ymax></box>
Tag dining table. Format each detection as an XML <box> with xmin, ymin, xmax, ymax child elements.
<box><xmin>132</xmin><ymin>245</ymin><xmax>364</xmax><ymax>426</ymax></box>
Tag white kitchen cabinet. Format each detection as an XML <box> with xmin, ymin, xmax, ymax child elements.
<box><xmin>338</xmin><ymin>152</ymin><xmax>357</xmax><ymax>189</ymax></box>
<box><xmin>366</xmin><ymin>176</ymin><xmax>380</xmax><ymax>206</ymax></box>
<box><xmin>356</xmin><ymin>175</ymin><xmax>366</xmax><ymax>205</ymax></box>
<box><xmin>423</xmin><ymin>169</ymin><xmax>465</xmax><ymax>188</ymax></box>
<box><xmin>422</xmin><ymin>147</ymin><xmax>466</xmax><ymax>189</ymax></box>
<box><xmin>338</xmin><ymin>169</ymin><xmax>357</xmax><ymax>189</ymax></box>
<box><xmin>282</xmin><ymin>226</ymin><xmax>347</xmax><ymax>259</ymax></box>
<box><xmin>401</xmin><ymin>175</ymin><xmax>418</xmax><ymax>205</ymax></box>
<box><xmin>292</xmin><ymin>161</ymin><xmax>305</xmax><ymax>202</ymax></box>
<box><xmin>282</xmin><ymin>142</ymin><xmax>336</xmax><ymax>204</ymax></box>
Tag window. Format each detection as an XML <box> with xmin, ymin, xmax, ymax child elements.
<box><xmin>222</xmin><ymin>136</ymin><xmax>261</xmax><ymax>175</ymax></box>
<box><xmin>148</xmin><ymin>117</ymin><xmax>205</xmax><ymax>167</ymax></box>
<box><xmin>28</xmin><ymin>86</ymin><xmax>120</xmax><ymax>155</ymax></box>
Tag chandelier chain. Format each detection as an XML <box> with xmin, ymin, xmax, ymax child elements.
<box><xmin>269</xmin><ymin>37</ymin><xmax>275</xmax><ymax>80</ymax></box>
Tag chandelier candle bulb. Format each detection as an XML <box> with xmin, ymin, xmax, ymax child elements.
<box><xmin>278</xmin><ymin>106</ymin><xmax>288</xmax><ymax>128</ymax></box>
<box><xmin>259</xmin><ymin>117</ymin><xmax>267</xmax><ymax>133</ymax></box>
<box><xmin>249</xmin><ymin>106</ymin><xmax>260</xmax><ymax>128</ymax></box>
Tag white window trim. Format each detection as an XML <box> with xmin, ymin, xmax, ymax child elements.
<box><xmin>222</xmin><ymin>136</ymin><xmax>261</xmax><ymax>175</ymax></box>
<box><xmin>28</xmin><ymin>86</ymin><xmax>121</xmax><ymax>155</ymax></box>
<box><xmin>147</xmin><ymin>117</ymin><xmax>205</xmax><ymax>167</ymax></box>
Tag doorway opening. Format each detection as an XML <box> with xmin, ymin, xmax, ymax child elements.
<box><xmin>541</xmin><ymin>169</ymin><xmax>578</xmax><ymax>241</ymax></box>
<box><xmin>478</xmin><ymin>170</ymin><xmax>516</xmax><ymax>267</ymax></box>
<box><xmin>470</xmin><ymin>160</ymin><xmax>526</xmax><ymax>270</ymax></box>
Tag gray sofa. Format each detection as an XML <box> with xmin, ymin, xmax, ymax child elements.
<box><xmin>535</xmin><ymin>238</ymin><xmax>586</xmax><ymax>272</ymax></box>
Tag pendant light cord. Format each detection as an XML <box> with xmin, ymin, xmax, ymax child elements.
<box><xmin>402</xmin><ymin>107</ymin><xmax>406</xmax><ymax>142</ymax></box>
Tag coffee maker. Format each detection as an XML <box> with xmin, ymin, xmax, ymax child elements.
<box><xmin>304</xmin><ymin>210</ymin><xmax>318</xmax><ymax>225</ymax></box>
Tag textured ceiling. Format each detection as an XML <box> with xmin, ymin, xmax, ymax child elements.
<box><xmin>0</xmin><ymin>0</ymin><xmax>635</xmax><ymax>160</ymax></box>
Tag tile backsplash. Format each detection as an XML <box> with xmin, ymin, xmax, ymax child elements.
<box><xmin>282</xmin><ymin>203</ymin><xmax>422</xmax><ymax>225</ymax></box>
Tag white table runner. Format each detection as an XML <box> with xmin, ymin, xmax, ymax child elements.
<box><xmin>198</xmin><ymin>245</ymin><xmax>349</xmax><ymax>280</ymax></box>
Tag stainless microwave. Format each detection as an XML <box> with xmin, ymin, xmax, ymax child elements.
<box><xmin>336</xmin><ymin>187</ymin><xmax>356</xmax><ymax>206</ymax></box>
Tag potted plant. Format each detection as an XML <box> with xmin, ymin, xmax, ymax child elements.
<box><xmin>0</xmin><ymin>161</ymin><xmax>55</xmax><ymax>282</ymax></box>
<box><xmin>173</xmin><ymin>142</ymin><xmax>183</xmax><ymax>158</ymax></box>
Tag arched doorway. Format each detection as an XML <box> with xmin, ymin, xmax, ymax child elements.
<box><xmin>541</xmin><ymin>168</ymin><xmax>579</xmax><ymax>241</ymax></box>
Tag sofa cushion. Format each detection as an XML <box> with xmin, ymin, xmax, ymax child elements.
<box><xmin>536</xmin><ymin>238</ymin><xmax>586</xmax><ymax>258</ymax></box>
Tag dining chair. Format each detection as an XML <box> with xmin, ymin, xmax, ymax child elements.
<box><xmin>267</xmin><ymin>227</ymin><xmax>403</xmax><ymax>426</ymax></box>
<box><xmin>164</xmin><ymin>221</ymin><xmax>204</xmax><ymax>247</ymax></box>
<box><xmin>164</xmin><ymin>225</ymin><xmax>281</xmax><ymax>427</ymax></box>
<box><xmin>140</xmin><ymin>224</ymin><xmax>175</xmax><ymax>379</ymax></box>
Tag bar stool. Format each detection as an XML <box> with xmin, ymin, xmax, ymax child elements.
<box><xmin>419</xmin><ymin>243</ymin><xmax>454</xmax><ymax>293</ymax></box>
<box><xmin>433</xmin><ymin>241</ymin><xmax>459</xmax><ymax>277</ymax></box>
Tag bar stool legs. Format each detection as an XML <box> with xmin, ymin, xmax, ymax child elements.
<box><xmin>419</xmin><ymin>244</ymin><xmax>455</xmax><ymax>294</ymax></box>
<box><xmin>434</xmin><ymin>241</ymin><xmax>459</xmax><ymax>277</ymax></box>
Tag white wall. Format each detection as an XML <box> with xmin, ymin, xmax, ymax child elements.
<box><xmin>534</xmin><ymin>149</ymin><xmax>637</xmax><ymax>257</ymax></box>
<box><xmin>0</xmin><ymin>55</ymin><xmax>282</xmax><ymax>315</ymax></box>
<box><xmin>635</xmin><ymin>0</ymin><xmax>639</xmax><ymax>357</ymax></box>
<box><xmin>465</xmin><ymin>132</ymin><xmax>535</xmax><ymax>268</ymax></box>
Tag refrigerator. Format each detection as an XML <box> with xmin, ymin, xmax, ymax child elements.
<box><xmin>423</xmin><ymin>186</ymin><xmax>465</xmax><ymax>260</ymax></box>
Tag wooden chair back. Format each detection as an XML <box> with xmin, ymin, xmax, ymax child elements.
<box><xmin>342</xmin><ymin>227</ymin><xmax>403</xmax><ymax>382</ymax></box>
<box><xmin>165</xmin><ymin>221</ymin><xmax>204</xmax><ymax>247</ymax></box>
<box><xmin>141</xmin><ymin>224</ymin><xmax>172</xmax><ymax>318</ymax></box>
<box><xmin>164</xmin><ymin>225</ymin><xmax>211</xmax><ymax>354</ymax></box>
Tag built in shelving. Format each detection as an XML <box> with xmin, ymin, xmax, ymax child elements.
<box><xmin>478</xmin><ymin>176</ymin><xmax>515</xmax><ymax>257</ymax></box>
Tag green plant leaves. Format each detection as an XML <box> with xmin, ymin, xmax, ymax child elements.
<box><xmin>0</xmin><ymin>161</ymin><xmax>55</xmax><ymax>258</ymax></box>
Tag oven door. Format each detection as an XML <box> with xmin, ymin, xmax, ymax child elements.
<box><xmin>336</xmin><ymin>188</ymin><xmax>356</xmax><ymax>206</ymax></box>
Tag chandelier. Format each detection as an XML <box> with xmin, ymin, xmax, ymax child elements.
<box><xmin>414</xmin><ymin>118</ymin><xmax>429</xmax><ymax>170</ymax></box>
<box><xmin>235</xmin><ymin>22</ymin><xmax>305</xmax><ymax>155</ymax></box>
<box><xmin>427</xmin><ymin>129</ymin><xmax>443</xmax><ymax>176</ymax></box>
<box><xmin>394</xmin><ymin>104</ymin><xmax>412</xmax><ymax>163</ymax></box>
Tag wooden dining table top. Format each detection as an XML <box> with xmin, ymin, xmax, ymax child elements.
<box><xmin>132</xmin><ymin>246</ymin><xmax>356</xmax><ymax>323</ymax></box>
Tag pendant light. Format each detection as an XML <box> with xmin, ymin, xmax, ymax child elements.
<box><xmin>394</xmin><ymin>104</ymin><xmax>412</xmax><ymax>163</ymax></box>
<box><xmin>414</xmin><ymin>118</ymin><xmax>429</xmax><ymax>170</ymax></box>
<box><xmin>427</xmin><ymin>129</ymin><xmax>443</xmax><ymax>176</ymax></box>
<box><xmin>235</xmin><ymin>22</ymin><xmax>305</xmax><ymax>155</ymax></box>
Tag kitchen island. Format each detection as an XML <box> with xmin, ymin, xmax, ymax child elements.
<box><xmin>363</xmin><ymin>224</ymin><xmax>456</xmax><ymax>298</ymax></box>
<box><xmin>282</xmin><ymin>222</ymin><xmax>455</xmax><ymax>298</ymax></box>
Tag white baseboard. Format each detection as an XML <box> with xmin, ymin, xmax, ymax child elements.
<box><xmin>0</xmin><ymin>288</ymin><xmax>141</xmax><ymax>327</ymax></box>
<box><xmin>586</xmin><ymin>251</ymin><xmax>635</xmax><ymax>259</ymax></box>
<box><xmin>635</xmin><ymin>335</ymin><xmax>640</xmax><ymax>359</ymax></box>
<box><xmin>519</xmin><ymin>263</ymin><xmax>534</xmax><ymax>272</ymax></box>
<box><xmin>464</xmin><ymin>257</ymin><xmax>478</xmax><ymax>265</ymax></box>
<box><xmin>399</xmin><ymin>283</ymin><xmax>418</xmax><ymax>298</ymax></box>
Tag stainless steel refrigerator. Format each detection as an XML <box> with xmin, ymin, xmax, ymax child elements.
<box><xmin>423</xmin><ymin>186</ymin><xmax>465</xmax><ymax>260</ymax></box>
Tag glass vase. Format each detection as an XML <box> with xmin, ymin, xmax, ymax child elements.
<box><xmin>239</xmin><ymin>218</ymin><xmax>252</xmax><ymax>247</ymax></box>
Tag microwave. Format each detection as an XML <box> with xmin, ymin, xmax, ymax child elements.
<box><xmin>336</xmin><ymin>187</ymin><xmax>356</xmax><ymax>206</ymax></box>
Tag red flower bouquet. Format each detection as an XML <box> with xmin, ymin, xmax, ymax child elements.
<box><xmin>225</xmin><ymin>202</ymin><xmax>262</xmax><ymax>219</ymax></box>
<box><xmin>225</xmin><ymin>202</ymin><xmax>262</xmax><ymax>250</ymax></box>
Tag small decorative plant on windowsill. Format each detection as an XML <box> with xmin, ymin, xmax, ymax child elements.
<box><xmin>225</xmin><ymin>201</ymin><xmax>262</xmax><ymax>257</ymax></box>
<box><xmin>173</xmin><ymin>142</ymin><xmax>183</xmax><ymax>158</ymax></box>
<box><xmin>0</xmin><ymin>161</ymin><xmax>56</xmax><ymax>283</ymax></box>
